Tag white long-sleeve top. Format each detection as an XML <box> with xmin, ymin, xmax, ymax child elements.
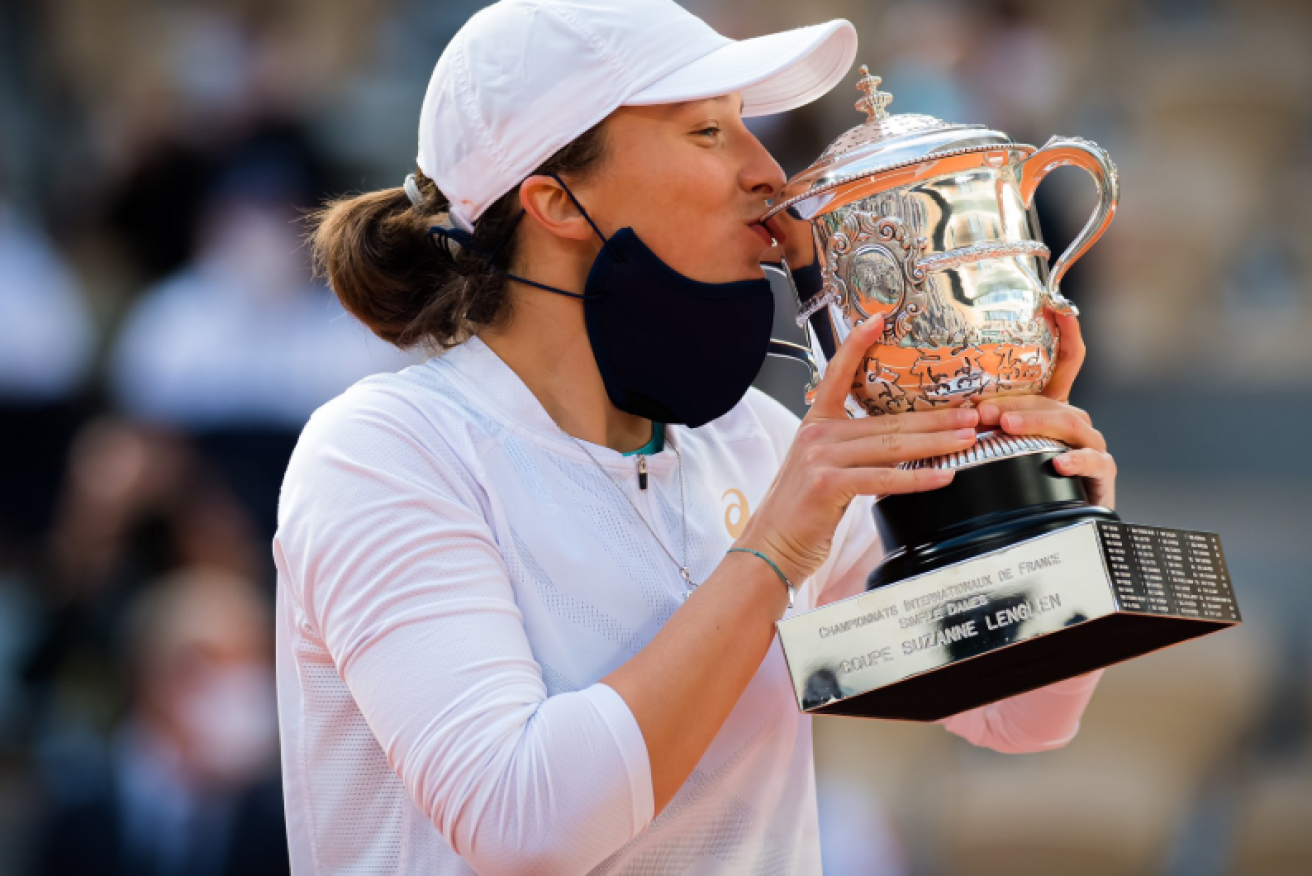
<box><xmin>274</xmin><ymin>336</ymin><xmax>1101</xmax><ymax>876</ymax></box>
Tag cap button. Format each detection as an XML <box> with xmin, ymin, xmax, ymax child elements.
<box><xmin>855</xmin><ymin>65</ymin><xmax>893</xmax><ymax>123</ymax></box>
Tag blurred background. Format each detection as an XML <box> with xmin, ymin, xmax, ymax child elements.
<box><xmin>0</xmin><ymin>0</ymin><xmax>1307</xmax><ymax>874</ymax></box>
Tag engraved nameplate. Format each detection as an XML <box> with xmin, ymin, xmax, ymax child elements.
<box><xmin>1095</xmin><ymin>522</ymin><xmax>1237</xmax><ymax>622</ymax></box>
<box><xmin>777</xmin><ymin>521</ymin><xmax>1240</xmax><ymax>721</ymax></box>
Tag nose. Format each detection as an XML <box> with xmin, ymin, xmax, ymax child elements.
<box><xmin>739</xmin><ymin>128</ymin><xmax>786</xmax><ymax>201</ymax></box>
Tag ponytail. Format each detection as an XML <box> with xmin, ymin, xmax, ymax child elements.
<box><xmin>307</xmin><ymin>123</ymin><xmax>608</xmax><ymax>351</ymax></box>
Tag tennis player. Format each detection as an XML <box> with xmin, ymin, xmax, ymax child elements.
<box><xmin>276</xmin><ymin>1</ymin><xmax>1117</xmax><ymax>873</ymax></box>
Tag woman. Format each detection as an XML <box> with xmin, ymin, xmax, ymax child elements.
<box><xmin>276</xmin><ymin>2</ymin><xmax>1117</xmax><ymax>874</ymax></box>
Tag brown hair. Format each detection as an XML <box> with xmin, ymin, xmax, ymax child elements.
<box><xmin>308</xmin><ymin>123</ymin><xmax>608</xmax><ymax>351</ymax></box>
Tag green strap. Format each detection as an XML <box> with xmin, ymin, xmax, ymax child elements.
<box><xmin>727</xmin><ymin>548</ymin><xmax>796</xmax><ymax>609</ymax></box>
<box><xmin>621</xmin><ymin>422</ymin><xmax>666</xmax><ymax>457</ymax></box>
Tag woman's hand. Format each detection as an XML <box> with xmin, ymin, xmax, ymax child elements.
<box><xmin>735</xmin><ymin>315</ymin><xmax>979</xmax><ymax>583</ymax></box>
<box><xmin>977</xmin><ymin>311</ymin><xmax>1117</xmax><ymax>509</ymax></box>
<box><xmin>763</xmin><ymin>206</ymin><xmax>816</xmax><ymax>271</ymax></box>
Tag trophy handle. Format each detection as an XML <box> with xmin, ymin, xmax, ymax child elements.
<box><xmin>1018</xmin><ymin>136</ymin><xmax>1120</xmax><ymax>313</ymax></box>
<box><xmin>761</xmin><ymin>263</ymin><xmax>824</xmax><ymax>396</ymax></box>
<box><xmin>766</xmin><ymin>339</ymin><xmax>817</xmax><ymax>376</ymax></box>
<box><xmin>763</xmin><ymin>263</ymin><xmax>865</xmax><ymax>416</ymax></box>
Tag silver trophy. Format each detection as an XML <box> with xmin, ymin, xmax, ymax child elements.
<box><xmin>766</xmin><ymin>66</ymin><xmax>1118</xmax><ymax>420</ymax></box>
<box><xmin>763</xmin><ymin>69</ymin><xmax>1240</xmax><ymax>721</ymax></box>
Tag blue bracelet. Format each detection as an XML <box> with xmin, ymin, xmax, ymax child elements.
<box><xmin>727</xmin><ymin>548</ymin><xmax>796</xmax><ymax>608</ymax></box>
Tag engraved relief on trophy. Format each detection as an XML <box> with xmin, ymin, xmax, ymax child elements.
<box><xmin>818</xmin><ymin>207</ymin><xmax>929</xmax><ymax>322</ymax></box>
<box><xmin>847</xmin><ymin>247</ymin><xmax>903</xmax><ymax>311</ymax></box>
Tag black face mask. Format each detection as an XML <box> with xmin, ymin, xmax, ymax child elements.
<box><xmin>434</xmin><ymin>176</ymin><xmax>776</xmax><ymax>428</ymax></box>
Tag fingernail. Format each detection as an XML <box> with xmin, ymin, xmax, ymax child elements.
<box><xmin>955</xmin><ymin>428</ymin><xmax>977</xmax><ymax>441</ymax></box>
<box><xmin>954</xmin><ymin>408</ymin><xmax>979</xmax><ymax>426</ymax></box>
<box><xmin>978</xmin><ymin>405</ymin><xmax>998</xmax><ymax>425</ymax></box>
<box><xmin>1001</xmin><ymin>413</ymin><xmax>1021</xmax><ymax>430</ymax></box>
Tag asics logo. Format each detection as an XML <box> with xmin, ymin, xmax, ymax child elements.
<box><xmin>722</xmin><ymin>489</ymin><xmax>750</xmax><ymax>538</ymax></box>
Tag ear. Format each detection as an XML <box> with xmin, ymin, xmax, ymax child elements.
<box><xmin>519</xmin><ymin>175</ymin><xmax>597</xmax><ymax>242</ymax></box>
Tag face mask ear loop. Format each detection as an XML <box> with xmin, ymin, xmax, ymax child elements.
<box><xmin>546</xmin><ymin>173</ymin><xmax>621</xmax><ymax>262</ymax></box>
<box><xmin>502</xmin><ymin>273</ymin><xmax>601</xmax><ymax>300</ymax></box>
<box><xmin>429</xmin><ymin>215</ymin><xmax>602</xmax><ymax>301</ymax></box>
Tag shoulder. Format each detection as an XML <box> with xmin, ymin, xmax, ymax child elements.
<box><xmin>281</xmin><ymin>358</ymin><xmax>494</xmax><ymax>517</ymax></box>
<box><xmin>292</xmin><ymin>368</ymin><xmax>429</xmax><ymax>458</ymax></box>
<box><xmin>294</xmin><ymin>354</ymin><xmax>488</xmax><ymax>453</ymax></box>
<box><xmin>275</xmin><ymin>360</ymin><xmax>501</xmax><ymax>599</ymax></box>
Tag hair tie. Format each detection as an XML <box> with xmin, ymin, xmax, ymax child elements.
<box><xmin>429</xmin><ymin>208</ymin><xmax>524</xmax><ymax>266</ymax></box>
<box><xmin>429</xmin><ymin>225</ymin><xmax>479</xmax><ymax>251</ymax></box>
<box><xmin>404</xmin><ymin>173</ymin><xmax>424</xmax><ymax>208</ymax></box>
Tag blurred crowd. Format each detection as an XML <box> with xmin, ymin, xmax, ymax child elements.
<box><xmin>0</xmin><ymin>1</ymin><xmax>1309</xmax><ymax>875</ymax></box>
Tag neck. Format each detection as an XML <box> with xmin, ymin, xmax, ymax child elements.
<box><xmin>479</xmin><ymin>281</ymin><xmax>652</xmax><ymax>453</ymax></box>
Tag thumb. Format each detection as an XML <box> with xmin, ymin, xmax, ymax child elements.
<box><xmin>808</xmin><ymin>316</ymin><xmax>884</xmax><ymax>419</ymax></box>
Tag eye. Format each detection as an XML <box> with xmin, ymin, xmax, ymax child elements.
<box><xmin>694</xmin><ymin>125</ymin><xmax>721</xmax><ymax>139</ymax></box>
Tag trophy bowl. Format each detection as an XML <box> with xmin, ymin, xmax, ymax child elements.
<box><xmin>764</xmin><ymin>67</ymin><xmax>1119</xmax><ymax>419</ymax></box>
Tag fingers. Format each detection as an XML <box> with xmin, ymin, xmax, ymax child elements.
<box><xmin>837</xmin><ymin>465</ymin><xmax>955</xmax><ymax>498</ymax></box>
<box><xmin>808</xmin><ymin>316</ymin><xmax>885</xmax><ymax>419</ymax></box>
<box><xmin>826</xmin><ymin>427</ymin><xmax>978</xmax><ymax>469</ymax></box>
<box><xmin>1042</xmin><ymin>309</ymin><xmax>1086</xmax><ymax>403</ymax></box>
<box><xmin>995</xmin><ymin>407</ymin><xmax>1107</xmax><ymax>452</ymax></box>
<box><xmin>979</xmin><ymin>395</ymin><xmax>1102</xmax><ymax>451</ymax></box>
<box><xmin>801</xmin><ymin>406</ymin><xmax>980</xmax><ymax>443</ymax></box>
<box><xmin>978</xmin><ymin>396</ymin><xmax>1092</xmax><ymax>428</ymax></box>
<box><xmin>1054</xmin><ymin>448</ymin><xmax>1116</xmax><ymax>480</ymax></box>
<box><xmin>1054</xmin><ymin>448</ymin><xmax>1117</xmax><ymax>510</ymax></box>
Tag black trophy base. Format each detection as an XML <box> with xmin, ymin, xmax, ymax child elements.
<box><xmin>868</xmin><ymin>448</ymin><xmax>1120</xmax><ymax>589</ymax></box>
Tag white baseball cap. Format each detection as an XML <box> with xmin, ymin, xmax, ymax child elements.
<box><xmin>417</xmin><ymin>0</ymin><xmax>857</xmax><ymax>231</ymax></box>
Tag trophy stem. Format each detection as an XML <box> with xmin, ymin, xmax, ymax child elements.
<box><xmin>869</xmin><ymin>449</ymin><xmax>1120</xmax><ymax>588</ymax></box>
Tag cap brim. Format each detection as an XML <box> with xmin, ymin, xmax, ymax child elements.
<box><xmin>625</xmin><ymin>20</ymin><xmax>857</xmax><ymax>117</ymax></box>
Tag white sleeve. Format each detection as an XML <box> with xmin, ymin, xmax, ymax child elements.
<box><xmin>278</xmin><ymin>389</ymin><xmax>654</xmax><ymax>875</ymax></box>
<box><xmin>939</xmin><ymin>670</ymin><xmax>1104</xmax><ymax>753</ymax></box>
